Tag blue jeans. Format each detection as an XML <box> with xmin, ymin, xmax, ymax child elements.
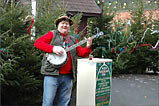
<box><xmin>42</xmin><ymin>74</ymin><xmax>73</xmax><ymax>106</ymax></box>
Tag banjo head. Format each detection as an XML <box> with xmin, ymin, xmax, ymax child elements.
<box><xmin>47</xmin><ymin>47</ymin><xmax>68</xmax><ymax>68</ymax></box>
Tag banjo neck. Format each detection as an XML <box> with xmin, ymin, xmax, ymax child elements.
<box><xmin>65</xmin><ymin>32</ymin><xmax>104</xmax><ymax>52</ymax></box>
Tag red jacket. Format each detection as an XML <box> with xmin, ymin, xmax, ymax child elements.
<box><xmin>34</xmin><ymin>31</ymin><xmax>91</xmax><ymax>74</ymax></box>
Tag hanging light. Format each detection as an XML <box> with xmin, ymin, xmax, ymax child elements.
<box><xmin>147</xmin><ymin>0</ymin><xmax>151</xmax><ymax>4</ymax></box>
<box><xmin>108</xmin><ymin>1</ymin><xmax>112</xmax><ymax>5</ymax></box>
<box><xmin>154</xmin><ymin>0</ymin><xmax>157</xmax><ymax>4</ymax></box>
<box><xmin>97</xmin><ymin>0</ymin><xmax>100</xmax><ymax>4</ymax></box>
<box><xmin>124</xmin><ymin>2</ymin><xmax>127</xmax><ymax>6</ymax></box>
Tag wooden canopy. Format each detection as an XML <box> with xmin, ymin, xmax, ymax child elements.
<box><xmin>63</xmin><ymin>0</ymin><xmax>102</xmax><ymax>17</ymax></box>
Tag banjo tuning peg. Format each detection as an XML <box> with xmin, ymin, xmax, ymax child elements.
<box><xmin>99</xmin><ymin>31</ymin><xmax>104</xmax><ymax>36</ymax></box>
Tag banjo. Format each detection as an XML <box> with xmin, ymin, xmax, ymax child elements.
<box><xmin>46</xmin><ymin>31</ymin><xmax>104</xmax><ymax>68</ymax></box>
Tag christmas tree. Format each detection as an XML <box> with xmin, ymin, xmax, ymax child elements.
<box><xmin>87</xmin><ymin>3</ymin><xmax>114</xmax><ymax>58</ymax></box>
<box><xmin>0</xmin><ymin>1</ymin><xmax>42</xmax><ymax>104</ymax></box>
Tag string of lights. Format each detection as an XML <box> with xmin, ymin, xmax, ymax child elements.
<box><xmin>96</xmin><ymin>0</ymin><xmax>158</xmax><ymax>11</ymax></box>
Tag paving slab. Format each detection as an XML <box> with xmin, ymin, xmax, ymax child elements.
<box><xmin>69</xmin><ymin>74</ymin><xmax>159</xmax><ymax>106</ymax></box>
<box><xmin>111</xmin><ymin>74</ymin><xmax>159</xmax><ymax>106</ymax></box>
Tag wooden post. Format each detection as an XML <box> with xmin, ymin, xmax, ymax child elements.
<box><xmin>31</xmin><ymin>0</ymin><xmax>36</xmax><ymax>39</ymax></box>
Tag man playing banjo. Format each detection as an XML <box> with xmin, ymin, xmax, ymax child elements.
<box><xmin>34</xmin><ymin>15</ymin><xmax>92</xmax><ymax>106</ymax></box>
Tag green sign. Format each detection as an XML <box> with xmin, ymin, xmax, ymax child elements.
<box><xmin>95</xmin><ymin>62</ymin><xmax>112</xmax><ymax>106</ymax></box>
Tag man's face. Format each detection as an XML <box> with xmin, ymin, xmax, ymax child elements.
<box><xmin>57</xmin><ymin>20</ymin><xmax>70</xmax><ymax>35</ymax></box>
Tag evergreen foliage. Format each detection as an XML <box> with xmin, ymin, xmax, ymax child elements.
<box><xmin>87</xmin><ymin>5</ymin><xmax>114</xmax><ymax>58</ymax></box>
<box><xmin>0</xmin><ymin>1</ymin><xmax>42</xmax><ymax>105</ymax></box>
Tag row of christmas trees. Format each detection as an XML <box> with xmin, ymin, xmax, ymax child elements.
<box><xmin>92</xmin><ymin>0</ymin><xmax>159</xmax><ymax>74</ymax></box>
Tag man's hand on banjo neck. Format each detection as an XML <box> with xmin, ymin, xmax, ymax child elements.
<box><xmin>86</xmin><ymin>37</ymin><xmax>92</xmax><ymax>48</ymax></box>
